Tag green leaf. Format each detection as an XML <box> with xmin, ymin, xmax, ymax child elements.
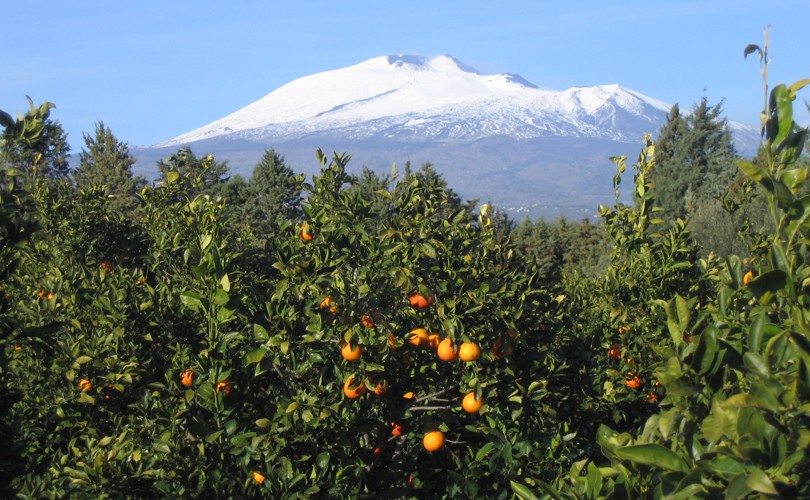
<box><xmin>747</xmin><ymin>270</ymin><xmax>787</xmax><ymax>298</ymax></box>
<box><xmin>153</xmin><ymin>442</ymin><xmax>170</xmax><ymax>453</ymax></box>
<box><xmin>769</xmin><ymin>84</ymin><xmax>793</xmax><ymax>149</ymax></box>
<box><xmin>420</xmin><ymin>242</ymin><xmax>437</xmax><ymax>259</ymax></box>
<box><xmin>180</xmin><ymin>291</ymin><xmax>205</xmax><ymax>311</ymax></box>
<box><xmin>614</xmin><ymin>444</ymin><xmax>689</xmax><ymax>472</ymax></box>
<box><xmin>74</xmin><ymin>355</ymin><xmax>93</xmax><ymax>365</ymax></box>
<box><xmin>788</xmin><ymin>78</ymin><xmax>810</xmax><ymax>99</ymax></box>
<box><xmin>166</xmin><ymin>171</ymin><xmax>180</xmax><ymax>183</ymax></box>
<box><xmin>212</xmin><ymin>288</ymin><xmax>229</xmax><ymax>306</ymax></box>
<box><xmin>748</xmin><ymin>313</ymin><xmax>766</xmax><ymax>353</ymax></box>
<box><xmin>510</xmin><ymin>480</ymin><xmax>539</xmax><ymax>500</ymax></box>
<box><xmin>245</xmin><ymin>348</ymin><xmax>266</xmax><ymax>365</ymax></box>
<box><xmin>255</xmin><ymin>418</ymin><xmax>271</xmax><ymax>429</ymax></box>
<box><xmin>220</xmin><ymin>273</ymin><xmax>231</xmax><ymax>292</ymax></box>
<box><xmin>77</xmin><ymin>393</ymin><xmax>95</xmax><ymax>405</ymax></box>
<box><xmin>746</xmin><ymin>468</ymin><xmax>777</xmax><ymax>495</ymax></box>
<box><xmin>205</xmin><ymin>430</ymin><xmax>223</xmax><ymax>443</ymax></box>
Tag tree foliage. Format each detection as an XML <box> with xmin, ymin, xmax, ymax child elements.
<box><xmin>652</xmin><ymin>98</ymin><xmax>739</xmax><ymax>220</ymax></box>
<box><xmin>74</xmin><ymin>121</ymin><xmax>145</xmax><ymax>214</ymax></box>
<box><xmin>0</xmin><ymin>97</ymin><xmax>70</xmax><ymax>180</ymax></box>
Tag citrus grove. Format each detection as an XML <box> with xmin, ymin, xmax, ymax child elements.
<box><xmin>2</xmin><ymin>37</ymin><xmax>810</xmax><ymax>497</ymax></box>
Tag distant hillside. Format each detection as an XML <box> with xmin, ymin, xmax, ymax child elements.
<box><xmin>133</xmin><ymin>55</ymin><xmax>760</xmax><ymax>219</ymax></box>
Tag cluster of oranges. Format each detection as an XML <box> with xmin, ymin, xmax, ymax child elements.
<box><xmin>329</xmin><ymin>289</ymin><xmax>503</xmax><ymax>453</ymax></box>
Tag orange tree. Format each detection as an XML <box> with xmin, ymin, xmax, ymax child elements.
<box><xmin>239</xmin><ymin>150</ymin><xmax>563</xmax><ymax>497</ymax></box>
<box><xmin>0</xmin><ymin>129</ymin><xmax>566</xmax><ymax>496</ymax></box>
<box><xmin>524</xmin><ymin>40</ymin><xmax>810</xmax><ymax>498</ymax></box>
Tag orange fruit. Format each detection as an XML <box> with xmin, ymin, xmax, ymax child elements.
<box><xmin>391</xmin><ymin>422</ymin><xmax>406</xmax><ymax>436</ymax></box>
<box><xmin>253</xmin><ymin>471</ymin><xmax>266</xmax><ymax>484</ymax></box>
<box><xmin>320</xmin><ymin>296</ymin><xmax>338</xmax><ymax>314</ymax></box>
<box><xmin>437</xmin><ymin>338</ymin><xmax>457</xmax><ymax>361</ymax></box>
<box><xmin>618</xmin><ymin>326</ymin><xmax>629</xmax><ymax>335</ymax></box>
<box><xmin>372</xmin><ymin>446</ymin><xmax>382</xmax><ymax>459</ymax></box>
<box><xmin>625</xmin><ymin>374</ymin><xmax>642</xmax><ymax>389</ymax></box>
<box><xmin>300</xmin><ymin>222</ymin><xmax>316</xmax><ymax>241</ymax></box>
<box><xmin>462</xmin><ymin>391</ymin><xmax>484</xmax><ymax>413</ymax></box>
<box><xmin>216</xmin><ymin>379</ymin><xmax>233</xmax><ymax>395</ymax></box>
<box><xmin>458</xmin><ymin>342</ymin><xmax>480</xmax><ymax>362</ymax></box>
<box><xmin>608</xmin><ymin>343</ymin><xmax>622</xmax><ymax>361</ymax></box>
<box><xmin>341</xmin><ymin>343</ymin><xmax>362</xmax><ymax>361</ymax></box>
<box><xmin>361</xmin><ymin>312</ymin><xmax>381</xmax><ymax>328</ymax></box>
<box><xmin>343</xmin><ymin>376</ymin><xmax>367</xmax><ymax>399</ymax></box>
<box><xmin>387</xmin><ymin>333</ymin><xmax>399</xmax><ymax>350</ymax></box>
<box><xmin>422</xmin><ymin>430</ymin><xmax>445</xmax><ymax>452</ymax></box>
<box><xmin>402</xmin><ymin>391</ymin><xmax>416</xmax><ymax>401</ymax></box>
<box><xmin>408</xmin><ymin>328</ymin><xmax>430</xmax><ymax>347</ymax></box>
<box><xmin>180</xmin><ymin>368</ymin><xmax>194</xmax><ymax>387</ymax></box>
<box><xmin>427</xmin><ymin>334</ymin><xmax>440</xmax><ymax>350</ymax></box>
<box><xmin>644</xmin><ymin>392</ymin><xmax>659</xmax><ymax>404</ymax></box>
<box><xmin>408</xmin><ymin>290</ymin><xmax>434</xmax><ymax>309</ymax></box>
<box><xmin>78</xmin><ymin>379</ymin><xmax>92</xmax><ymax>392</ymax></box>
<box><xmin>490</xmin><ymin>334</ymin><xmax>514</xmax><ymax>359</ymax></box>
<box><xmin>743</xmin><ymin>271</ymin><xmax>754</xmax><ymax>286</ymax></box>
<box><xmin>373</xmin><ymin>380</ymin><xmax>389</xmax><ymax>396</ymax></box>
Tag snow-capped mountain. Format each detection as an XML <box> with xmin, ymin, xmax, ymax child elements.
<box><xmin>139</xmin><ymin>55</ymin><xmax>758</xmax><ymax>219</ymax></box>
<box><xmin>159</xmin><ymin>55</ymin><xmax>671</xmax><ymax>147</ymax></box>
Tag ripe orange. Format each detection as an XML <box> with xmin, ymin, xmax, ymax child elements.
<box><xmin>408</xmin><ymin>290</ymin><xmax>434</xmax><ymax>309</ymax></box>
<box><xmin>618</xmin><ymin>326</ymin><xmax>629</xmax><ymax>335</ymax></box>
<box><xmin>320</xmin><ymin>296</ymin><xmax>338</xmax><ymax>314</ymax></box>
<box><xmin>625</xmin><ymin>374</ymin><xmax>642</xmax><ymax>389</ymax></box>
<box><xmin>180</xmin><ymin>368</ymin><xmax>194</xmax><ymax>387</ymax></box>
<box><xmin>408</xmin><ymin>328</ymin><xmax>430</xmax><ymax>348</ymax></box>
<box><xmin>78</xmin><ymin>379</ymin><xmax>92</xmax><ymax>392</ymax></box>
<box><xmin>608</xmin><ymin>343</ymin><xmax>622</xmax><ymax>361</ymax></box>
<box><xmin>300</xmin><ymin>222</ymin><xmax>316</xmax><ymax>241</ymax></box>
<box><xmin>341</xmin><ymin>343</ymin><xmax>362</xmax><ymax>361</ymax></box>
<box><xmin>361</xmin><ymin>312</ymin><xmax>381</xmax><ymax>328</ymax></box>
<box><xmin>373</xmin><ymin>380</ymin><xmax>389</xmax><ymax>396</ymax></box>
<box><xmin>458</xmin><ymin>342</ymin><xmax>480</xmax><ymax>362</ymax></box>
<box><xmin>216</xmin><ymin>379</ymin><xmax>233</xmax><ymax>395</ymax></box>
<box><xmin>743</xmin><ymin>271</ymin><xmax>754</xmax><ymax>286</ymax></box>
<box><xmin>391</xmin><ymin>422</ymin><xmax>406</xmax><ymax>436</ymax></box>
<box><xmin>462</xmin><ymin>392</ymin><xmax>484</xmax><ymax>413</ymax></box>
<box><xmin>422</xmin><ymin>430</ymin><xmax>445</xmax><ymax>452</ymax></box>
<box><xmin>252</xmin><ymin>471</ymin><xmax>266</xmax><ymax>484</ymax></box>
<box><xmin>427</xmin><ymin>334</ymin><xmax>440</xmax><ymax>349</ymax></box>
<box><xmin>402</xmin><ymin>391</ymin><xmax>416</xmax><ymax>401</ymax></box>
<box><xmin>437</xmin><ymin>338</ymin><xmax>457</xmax><ymax>361</ymax></box>
<box><xmin>343</xmin><ymin>376</ymin><xmax>367</xmax><ymax>399</ymax></box>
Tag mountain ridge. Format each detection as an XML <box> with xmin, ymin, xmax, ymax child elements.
<box><xmin>137</xmin><ymin>54</ymin><xmax>759</xmax><ymax>219</ymax></box>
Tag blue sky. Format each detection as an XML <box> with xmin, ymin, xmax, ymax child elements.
<box><xmin>3</xmin><ymin>1</ymin><xmax>808</xmax><ymax>151</ymax></box>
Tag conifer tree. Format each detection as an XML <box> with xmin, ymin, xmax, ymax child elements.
<box><xmin>651</xmin><ymin>98</ymin><xmax>738</xmax><ymax>219</ymax></box>
<box><xmin>246</xmin><ymin>149</ymin><xmax>303</xmax><ymax>223</ymax></box>
<box><xmin>74</xmin><ymin>121</ymin><xmax>144</xmax><ymax>213</ymax></box>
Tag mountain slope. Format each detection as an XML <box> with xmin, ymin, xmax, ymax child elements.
<box><xmin>139</xmin><ymin>55</ymin><xmax>759</xmax><ymax>219</ymax></box>
<box><xmin>159</xmin><ymin>55</ymin><xmax>672</xmax><ymax>146</ymax></box>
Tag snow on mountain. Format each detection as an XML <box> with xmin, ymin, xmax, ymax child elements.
<box><xmin>158</xmin><ymin>54</ymin><xmax>673</xmax><ymax>147</ymax></box>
